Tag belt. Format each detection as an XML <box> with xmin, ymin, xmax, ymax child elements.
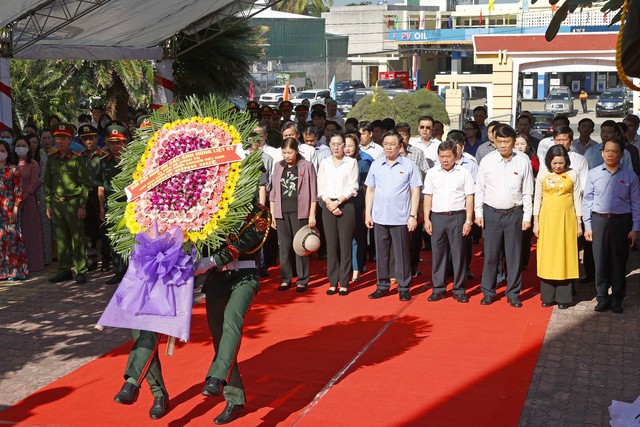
<box><xmin>485</xmin><ymin>204</ymin><xmax>522</xmax><ymax>215</ymax></box>
<box><xmin>593</xmin><ymin>212</ymin><xmax>632</xmax><ymax>219</ymax></box>
<box><xmin>432</xmin><ymin>210</ymin><xmax>465</xmax><ymax>216</ymax></box>
<box><xmin>54</xmin><ymin>194</ymin><xmax>81</xmax><ymax>202</ymax></box>
<box><xmin>219</xmin><ymin>260</ymin><xmax>256</xmax><ymax>271</ymax></box>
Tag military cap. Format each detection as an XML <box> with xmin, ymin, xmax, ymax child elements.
<box><xmin>106</xmin><ymin>124</ymin><xmax>128</xmax><ymax>141</ymax></box>
<box><xmin>294</xmin><ymin>105</ymin><xmax>309</xmax><ymax>114</ymax></box>
<box><xmin>246</xmin><ymin>101</ymin><xmax>260</xmax><ymax>111</ymax></box>
<box><xmin>279</xmin><ymin>100</ymin><xmax>294</xmax><ymax>111</ymax></box>
<box><xmin>249</xmin><ymin>110</ymin><xmax>260</xmax><ymax>120</ymax></box>
<box><xmin>78</xmin><ymin>124</ymin><xmax>98</xmax><ymax>138</ymax></box>
<box><xmin>52</xmin><ymin>123</ymin><xmax>74</xmax><ymax>137</ymax></box>
<box><xmin>272</xmin><ymin>109</ymin><xmax>283</xmax><ymax>119</ymax></box>
<box><xmin>136</xmin><ymin>115</ymin><xmax>152</xmax><ymax>129</ymax></box>
<box><xmin>259</xmin><ymin>106</ymin><xmax>273</xmax><ymax>117</ymax></box>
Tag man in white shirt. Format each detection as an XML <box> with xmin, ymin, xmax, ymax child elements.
<box><xmin>536</xmin><ymin>115</ymin><xmax>571</xmax><ymax>161</ymax></box>
<box><xmin>410</xmin><ymin>115</ymin><xmax>441</xmax><ymax>168</ymax></box>
<box><xmin>571</xmin><ymin>118</ymin><xmax>598</xmax><ymax>155</ymax></box>
<box><xmin>423</xmin><ymin>140</ymin><xmax>475</xmax><ymax>303</ymax></box>
<box><xmin>282</xmin><ymin>121</ymin><xmax>317</xmax><ymax>169</ymax></box>
<box><xmin>475</xmin><ymin>124</ymin><xmax>534</xmax><ymax>308</ymax></box>
<box><xmin>325</xmin><ymin>98</ymin><xmax>345</xmax><ymax>129</ymax></box>
<box><xmin>358</xmin><ymin>121</ymin><xmax>384</xmax><ymax>160</ymax></box>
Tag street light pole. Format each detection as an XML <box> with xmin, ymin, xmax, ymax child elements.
<box><xmin>325</xmin><ymin>35</ymin><xmax>329</xmax><ymax>88</ymax></box>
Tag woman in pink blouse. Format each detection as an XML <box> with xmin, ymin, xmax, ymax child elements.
<box><xmin>15</xmin><ymin>136</ymin><xmax>44</xmax><ymax>272</ymax></box>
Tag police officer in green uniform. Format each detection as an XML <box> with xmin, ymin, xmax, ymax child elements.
<box><xmin>279</xmin><ymin>100</ymin><xmax>294</xmax><ymax>123</ymax></box>
<box><xmin>97</xmin><ymin>125</ymin><xmax>129</xmax><ymax>284</ymax></box>
<box><xmin>196</xmin><ymin>203</ymin><xmax>271</xmax><ymax>425</ymax></box>
<box><xmin>79</xmin><ymin>124</ymin><xmax>107</xmax><ymax>271</ymax></box>
<box><xmin>260</xmin><ymin>106</ymin><xmax>283</xmax><ymax>149</ymax></box>
<box><xmin>45</xmin><ymin>123</ymin><xmax>90</xmax><ymax>284</ymax></box>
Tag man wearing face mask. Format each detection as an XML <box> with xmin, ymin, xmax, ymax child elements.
<box><xmin>44</xmin><ymin>123</ymin><xmax>91</xmax><ymax>284</ymax></box>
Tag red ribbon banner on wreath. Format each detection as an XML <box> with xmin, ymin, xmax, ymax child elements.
<box><xmin>125</xmin><ymin>145</ymin><xmax>245</xmax><ymax>202</ymax></box>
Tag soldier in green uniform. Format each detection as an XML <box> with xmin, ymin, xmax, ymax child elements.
<box><xmin>79</xmin><ymin>124</ymin><xmax>106</xmax><ymax>271</ymax></box>
<box><xmin>97</xmin><ymin>125</ymin><xmax>129</xmax><ymax>285</ymax></box>
<box><xmin>196</xmin><ymin>203</ymin><xmax>271</xmax><ymax>425</ymax></box>
<box><xmin>45</xmin><ymin>123</ymin><xmax>90</xmax><ymax>284</ymax></box>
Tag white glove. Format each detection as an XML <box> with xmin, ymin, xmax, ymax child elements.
<box><xmin>194</xmin><ymin>256</ymin><xmax>216</xmax><ymax>275</ymax></box>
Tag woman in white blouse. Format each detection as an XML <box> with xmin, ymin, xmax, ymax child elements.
<box><xmin>317</xmin><ymin>132</ymin><xmax>359</xmax><ymax>295</ymax></box>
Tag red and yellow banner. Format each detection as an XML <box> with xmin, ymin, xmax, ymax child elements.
<box><xmin>125</xmin><ymin>145</ymin><xmax>245</xmax><ymax>202</ymax></box>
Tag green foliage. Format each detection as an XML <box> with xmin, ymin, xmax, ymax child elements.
<box><xmin>346</xmin><ymin>1</ymin><xmax>372</xmax><ymax>5</ymax></box>
<box><xmin>348</xmin><ymin>89</ymin><xmax>449</xmax><ymax>133</ymax></box>
<box><xmin>276</xmin><ymin>0</ymin><xmax>333</xmax><ymax>16</ymax></box>
<box><xmin>174</xmin><ymin>19</ymin><xmax>267</xmax><ymax>99</ymax></box>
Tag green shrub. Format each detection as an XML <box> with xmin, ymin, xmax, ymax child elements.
<box><xmin>348</xmin><ymin>89</ymin><xmax>449</xmax><ymax>133</ymax></box>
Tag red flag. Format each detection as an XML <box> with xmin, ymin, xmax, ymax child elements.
<box><xmin>249</xmin><ymin>82</ymin><xmax>254</xmax><ymax>101</ymax></box>
<box><xmin>387</xmin><ymin>18</ymin><xmax>392</xmax><ymax>29</ymax></box>
<box><xmin>479</xmin><ymin>10</ymin><xmax>483</xmax><ymax>25</ymax></box>
<box><xmin>426</xmin><ymin>80</ymin><xmax>431</xmax><ymax>91</ymax></box>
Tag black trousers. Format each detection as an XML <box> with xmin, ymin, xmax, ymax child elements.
<box><xmin>374</xmin><ymin>223</ymin><xmax>412</xmax><ymax>291</ymax></box>
<box><xmin>431</xmin><ymin>212</ymin><xmax>467</xmax><ymax>295</ymax></box>
<box><xmin>84</xmin><ymin>188</ymin><xmax>102</xmax><ymax>258</ymax></box>
<box><xmin>540</xmin><ymin>279</ymin><xmax>573</xmax><ymax>304</ymax></box>
<box><xmin>592</xmin><ymin>214</ymin><xmax>632</xmax><ymax>303</ymax></box>
<box><xmin>276</xmin><ymin>212</ymin><xmax>309</xmax><ymax>286</ymax></box>
<box><xmin>322</xmin><ymin>201</ymin><xmax>355</xmax><ymax>287</ymax></box>
<box><xmin>481</xmin><ymin>205</ymin><xmax>524</xmax><ymax>299</ymax></box>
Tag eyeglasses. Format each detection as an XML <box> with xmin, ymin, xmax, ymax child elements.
<box><xmin>330</xmin><ymin>142</ymin><xmax>345</xmax><ymax>147</ymax></box>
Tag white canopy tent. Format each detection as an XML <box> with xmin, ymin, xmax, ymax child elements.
<box><xmin>0</xmin><ymin>0</ymin><xmax>281</xmax><ymax>128</ymax></box>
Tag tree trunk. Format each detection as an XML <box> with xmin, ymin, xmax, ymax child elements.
<box><xmin>105</xmin><ymin>73</ymin><xmax>130</xmax><ymax>123</ymax></box>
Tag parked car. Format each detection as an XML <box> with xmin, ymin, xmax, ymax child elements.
<box><xmin>544</xmin><ymin>89</ymin><xmax>574</xmax><ymax>115</ymax></box>
<box><xmin>291</xmin><ymin>89</ymin><xmax>331</xmax><ymax>107</ymax></box>
<box><xmin>259</xmin><ymin>85</ymin><xmax>298</xmax><ymax>107</ymax></box>
<box><xmin>374</xmin><ymin>79</ymin><xmax>405</xmax><ymax>89</ymax></box>
<box><xmin>336</xmin><ymin>80</ymin><xmax>365</xmax><ymax>98</ymax></box>
<box><xmin>530</xmin><ymin>111</ymin><xmax>555</xmax><ymax>138</ymax></box>
<box><xmin>337</xmin><ymin>88</ymin><xmax>373</xmax><ymax>115</ymax></box>
<box><xmin>596</xmin><ymin>89</ymin><xmax>631</xmax><ymax>117</ymax></box>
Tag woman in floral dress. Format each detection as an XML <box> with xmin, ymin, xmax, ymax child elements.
<box><xmin>0</xmin><ymin>140</ymin><xmax>29</xmax><ymax>280</ymax></box>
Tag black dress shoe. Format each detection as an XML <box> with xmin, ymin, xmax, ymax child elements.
<box><xmin>480</xmin><ymin>295</ymin><xmax>494</xmax><ymax>305</ymax></box>
<box><xmin>149</xmin><ymin>396</ymin><xmax>170</xmax><ymax>419</ymax></box>
<box><xmin>453</xmin><ymin>294</ymin><xmax>469</xmax><ymax>303</ymax></box>
<box><xmin>114</xmin><ymin>381</ymin><xmax>139</xmax><ymax>404</ymax></box>
<box><xmin>508</xmin><ymin>297</ymin><xmax>523</xmax><ymax>308</ymax></box>
<box><xmin>105</xmin><ymin>274</ymin><xmax>124</xmax><ymax>285</ymax></box>
<box><xmin>338</xmin><ymin>288</ymin><xmax>348</xmax><ymax>296</ymax></box>
<box><xmin>277</xmin><ymin>283</ymin><xmax>290</xmax><ymax>291</ymax></box>
<box><xmin>76</xmin><ymin>274</ymin><xmax>87</xmax><ymax>284</ymax></box>
<box><xmin>368</xmin><ymin>289</ymin><xmax>388</xmax><ymax>299</ymax></box>
<box><xmin>326</xmin><ymin>288</ymin><xmax>338</xmax><ymax>295</ymax></box>
<box><xmin>399</xmin><ymin>290</ymin><xmax>411</xmax><ymax>301</ymax></box>
<box><xmin>428</xmin><ymin>293</ymin><xmax>445</xmax><ymax>302</ymax></box>
<box><xmin>296</xmin><ymin>284</ymin><xmax>307</xmax><ymax>293</ymax></box>
<box><xmin>48</xmin><ymin>272</ymin><xmax>73</xmax><ymax>283</ymax></box>
<box><xmin>594</xmin><ymin>301</ymin><xmax>610</xmax><ymax>312</ymax></box>
<box><xmin>202</xmin><ymin>376</ymin><xmax>224</xmax><ymax>397</ymax></box>
<box><xmin>541</xmin><ymin>301</ymin><xmax>555</xmax><ymax>308</ymax></box>
<box><xmin>214</xmin><ymin>402</ymin><xmax>244</xmax><ymax>425</ymax></box>
<box><xmin>611</xmin><ymin>302</ymin><xmax>624</xmax><ymax>314</ymax></box>
<box><xmin>557</xmin><ymin>303</ymin><xmax>570</xmax><ymax>310</ymax></box>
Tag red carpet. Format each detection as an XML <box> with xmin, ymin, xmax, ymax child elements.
<box><xmin>0</xmin><ymin>243</ymin><xmax>551</xmax><ymax>426</ymax></box>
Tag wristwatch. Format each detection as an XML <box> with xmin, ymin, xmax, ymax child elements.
<box><xmin>465</xmin><ymin>220</ymin><xmax>473</xmax><ymax>225</ymax></box>
<box><xmin>409</xmin><ymin>214</ymin><xmax>417</xmax><ymax>219</ymax></box>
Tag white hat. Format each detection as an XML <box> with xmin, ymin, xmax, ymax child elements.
<box><xmin>292</xmin><ymin>225</ymin><xmax>321</xmax><ymax>257</ymax></box>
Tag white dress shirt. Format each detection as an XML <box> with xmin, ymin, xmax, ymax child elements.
<box><xmin>536</xmin><ymin>136</ymin><xmax>554</xmax><ymax>162</ymax></box>
<box><xmin>537</xmin><ymin>151</ymin><xmax>589</xmax><ymax>193</ymax></box>
<box><xmin>359</xmin><ymin>142</ymin><xmax>384</xmax><ymax>160</ymax></box>
<box><xmin>317</xmin><ymin>155</ymin><xmax>359</xmax><ymax>202</ymax></box>
<box><xmin>423</xmin><ymin>165</ymin><xmax>475</xmax><ymax>212</ymax></box>
<box><xmin>262</xmin><ymin>145</ymin><xmax>282</xmax><ymax>163</ymax></box>
<box><xmin>298</xmin><ymin>143</ymin><xmax>318</xmax><ymax>170</ymax></box>
<box><xmin>475</xmin><ymin>150</ymin><xmax>534</xmax><ymax>222</ymax></box>
<box><xmin>410</xmin><ymin>138</ymin><xmax>441</xmax><ymax>168</ymax></box>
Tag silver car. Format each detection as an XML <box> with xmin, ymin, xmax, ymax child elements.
<box><xmin>544</xmin><ymin>90</ymin><xmax>574</xmax><ymax>115</ymax></box>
